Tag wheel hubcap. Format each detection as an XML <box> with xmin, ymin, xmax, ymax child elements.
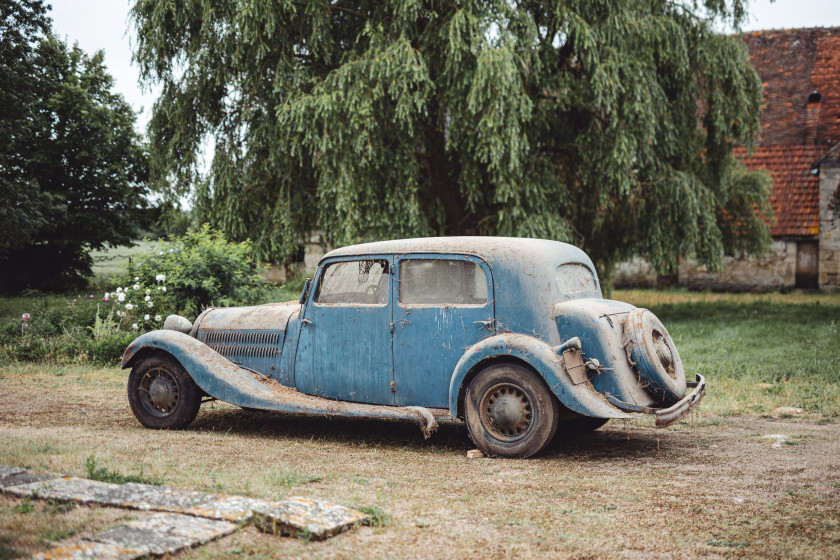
<box><xmin>480</xmin><ymin>384</ymin><xmax>533</xmax><ymax>441</ymax></box>
<box><xmin>138</xmin><ymin>367</ymin><xmax>180</xmax><ymax>417</ymax></box>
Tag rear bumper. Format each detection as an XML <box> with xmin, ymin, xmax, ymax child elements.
<box><xmin>654</xmin><ymin>374</ymin><xmax>706</xmax><ymax>428</ymax></box>
<box><xmin>604</xmin><ymin>374</ymin><xmax>706</xmax><ymax>427</ymax></box>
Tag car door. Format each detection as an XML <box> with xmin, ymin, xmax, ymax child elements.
<box><xmin>295</xmin><ymin>256</ymin><xmax>395</xmax><ymax>405</ymax></box>
<box><xmin>392</xmin><ymin>254</ymin><xmax>495</xmax><ymax>408</ymax></box>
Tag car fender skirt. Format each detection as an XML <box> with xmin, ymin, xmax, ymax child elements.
<box><xmin>449</xmin><ymin>334</ymin><xmax>631</xmax><ymax>420</ymax></box>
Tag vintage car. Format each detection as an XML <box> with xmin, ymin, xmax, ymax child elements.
<box><xmin>122</xmin><ymin>237</ymin><xmax>705</xmax><ymax>458</ymax></box>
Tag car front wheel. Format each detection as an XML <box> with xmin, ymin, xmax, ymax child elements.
<box><xmin>128</xmin><ymin>353</ymin><xmax>202</xmax><ymax>429</ymax></box>
<box><xmin>464</xmin><ymin>363</ymin><xmax>559</xmax><ymax>458</ymax></box>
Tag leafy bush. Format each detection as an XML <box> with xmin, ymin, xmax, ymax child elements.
<box><xmin>122</xmin><ymin>224</ymin><xmax>267</xmax><ymax>318</ymax></box>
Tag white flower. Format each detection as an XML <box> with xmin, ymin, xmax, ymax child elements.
<box><xmin>161</xmin><ymin>286</ymin><xmax>166</xmax><ymax>292</ymax></box>
<box><xmin>117</xmin><ymin>293</ymin><xmax>126</xmax><ymax>302</ymax></box>
<box><xmin>117</xmin><ymin>310</ymin><xmax>125</xmax><ymax>317</ymax></box>
<box><xmin>132</xmin><ymin>323</ymin><xmax>139</xmax><ymax>330</ymax></box>
<box><xmin>144</xmin><ymin>314</ymin><xmax>150</xmax><ymax>320</ymax></box>
<box><xmin>147</xmin><ymin>301</ymin><xmax>154</xmax><ymax>308</ymax></box>
<box><xmin>125</xmin><ymin>303</ymin><xmax>134</xmax><ymax>310</ymax></box>
<box><xmin>145</xmin><ymin>289</ymin><xmax>151</xmax><ymax>294</ymax></box>
<box><xmin>154</xmin><ymin>314</ymin><xmax>162</xmax><ymax>321</ymax></box>
<box><xmin>158</xmin><ymin>251</ymin><xmax>164</xmax><ymax>255</ymax></box>
<box><xmin>116</xmin><ymin>287</ymin><xmax>122</xmax><ymax>293</ymax></box>
<box><xmin>104</xmin><ymin>292</ymin><xmax>110</xmax><ymax>299</ymax></box>
<box><xmin>155</xmin><ymin>274</ymin><xmax>166</xmax><ymax>282</ymax></box>
<box><xmin>144</xmin><ymin>295</ymin><xmax>150</xmax><ymax>302</ymax></box>
<box><xmin>134</xmin><ymin>277</ymin><xmax>139</xmax><ymax>281</ymax></box>
<box><xmin>133</xmin><ymin>283</ymin><xmax>140</xmax><ymax>290</ymax></box>
<box><xmin>168</xmin><ymin>248</ymin><xmax>174</xmax><ymax>253</ymax></box>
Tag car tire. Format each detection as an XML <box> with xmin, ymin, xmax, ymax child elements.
<box><xmin>625</xmin><ymin>308</ymin><xmax>687</xmax><ymax>405</ymax></box>
<box><xmin>128</xmin><ymin>353</ymin><xmax>202</xmax><ymax>429</ymax></box>
<box><xmin>464</xmin><ymin>363</ymin><xmax>560</xmax><ymax>458</ymax></box>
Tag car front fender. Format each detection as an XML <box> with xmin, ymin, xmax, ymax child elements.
<box><xmin>121</xmin><ymin>330</ymin><xmax>281</xmax><ymax>408</ymax></box>
<box><xmin>448</xmin><ymin>333</ymin><xmax>631</xmax><ymax>420</ymax></box>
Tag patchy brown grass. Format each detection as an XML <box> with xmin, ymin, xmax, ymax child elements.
<box><xmin>2</xmin><ymin>364</ymin><xmax>840</xmax><ymax>559</ymax></box>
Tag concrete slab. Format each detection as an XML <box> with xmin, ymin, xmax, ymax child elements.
<box><xmin>0</xmin><ymin>466</ymin><xmax>25</xmax><ymax>478</ymax></box>
<box><xmin>90</xmin><ymin>513</ymin><xmax>237</xmax><ymax>555</ymax></box>
<box><xmin>29</xmin><ymin>541</ymin><xmax>138</xmax><ymax>560</ymax></box>
<box><xmin>31</xmin><ymin>513</ymin><xmax>236</xmax><ymax>560</ymax></box>
<box><xmin>252</xmin><ymin>496</ymin><xmax>369</xmax><ymax>540</ymax></box>
<box><xmin>0</xmin><ymin>470</ymin><xmax>60</xmax><ymax>489</ymax></box>
<box><xmin>186</xmin><ymin>494</ymin><xmax>266</xmax><ymax>522</ymax></box>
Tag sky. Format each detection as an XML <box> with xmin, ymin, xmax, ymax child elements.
<box><xmin>50</xmin><ymin>0</ymin><xmax>840</xmax><ymax>134</ymax></box>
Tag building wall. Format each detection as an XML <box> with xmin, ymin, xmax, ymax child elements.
<box><xmin>677</xmin><ymin>240</ymin><xmax>797</xmax><ymax>291</ymax></box>
<box><xmin>819</xmin><ymin>163</ymin><xmax>840</xmax><ymax>289</ymax></box>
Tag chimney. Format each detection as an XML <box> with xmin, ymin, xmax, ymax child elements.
<box><xmin>806</xmin><ymin>90</ymin><xmax>821</xmax><ymax>144</ymax></box>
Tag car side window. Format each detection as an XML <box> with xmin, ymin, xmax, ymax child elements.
<box><xmin>399</xmin><ymin>259</ymin><xmax>487</xmax><ymax>305</ymax></box>
<box><xmin>315</xmin><ymin>259</ymin><xmax>389</xmax><ymax>305</ymax></box>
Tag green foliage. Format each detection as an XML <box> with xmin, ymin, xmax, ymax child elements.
<box><xmin>84</xmin><ymin>454</ymin><xmax>162</xmax><ymax>485</ymax></box>
<box><xmin>123</xmin><ymin>225</ymin><xmax>268</xmax><ymax>317</ymax></box>
<box><xmin>0</xmin><ymin>1</ymin><xmax>149</xmax><ymax>294</ymax></box>
<box><xmin>359</xmin><ymin>505</ymin><xmax>390</xmax><ymax>527</ymax></box>
<box><xmin>133</xmin><ymin>0</ymin><xmax>771</xmax><ymax>278</ymax></box>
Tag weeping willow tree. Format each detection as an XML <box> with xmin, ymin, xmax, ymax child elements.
<box><xmin>132</xmin><ymin>0</ymin><xmax>771</xmax><ymax>279</ymax></box>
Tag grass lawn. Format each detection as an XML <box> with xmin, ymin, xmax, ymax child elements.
<box><xmin>1</xmin><ymin>289</ymin><xmax>839</xmax><ymax>558</ymax></box>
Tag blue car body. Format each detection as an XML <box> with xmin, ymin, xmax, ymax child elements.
<box><xmin>123</xmin><ymin>237</ymin><xmax>705</xmax><ymax>454</ymax></box>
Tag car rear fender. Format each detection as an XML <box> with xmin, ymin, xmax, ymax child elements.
<box><xmin>448</xmin><ymin>333</ymin><xmax>631</xmax><ymax>420</ymax></box>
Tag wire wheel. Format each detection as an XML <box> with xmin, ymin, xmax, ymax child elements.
<box><xmin>480</xmin><ymin>383</ymin><xmax>534</xmax><ymax>441</ymax></box>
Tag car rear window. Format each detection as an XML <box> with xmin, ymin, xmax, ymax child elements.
<box><xmin>556</xmin><ymin>263</ymin><xmax>598</xmax><ymax>297</ymax></box>
<box><xmin>399</xmin><ymin>259</ymin><xmax>487</xmax><ymax>305</ymax></box>
<box><xmin>315</xmin><ymin>259</ymin><xmax>389</xmax><ymax>305</ymax></box>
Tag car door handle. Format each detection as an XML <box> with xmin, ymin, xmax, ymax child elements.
<box><xmin>301</xmin><ymin>318</ymin><xmax>312</xmax><ymax>325</ymax></box>
<box><xmin>473</xmin><ymin>319</ymin><xmax>495</xmax><ymax>330</ymax></box>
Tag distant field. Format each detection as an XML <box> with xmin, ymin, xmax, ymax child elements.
<box><xmin>88</xmin><ymin>240</ymin><xmax>158</xmax><ymax>285</ymax></box>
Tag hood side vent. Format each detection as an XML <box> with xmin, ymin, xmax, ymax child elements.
<box><xmin>197</xmin><ymin>329</ymin><xmax>282</xmax><ymax>360</ymax></box>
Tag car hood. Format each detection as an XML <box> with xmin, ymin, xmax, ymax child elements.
<box><xmin>194</xmin><ymin>302</ymin><xmax>301</xmax><ymax>332</ymax></box>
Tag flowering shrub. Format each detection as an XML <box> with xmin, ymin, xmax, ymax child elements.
<box><xmin>121</xmin><ymin>224</ymin><xmax>267</xmax><ymax>317</ymax></box>
<box><xmin>0</xmin><ymin>226</ymin><xmax>268</xmax><ymax>365</ymax></box>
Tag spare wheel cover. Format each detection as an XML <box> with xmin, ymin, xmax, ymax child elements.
<box><xmin>625</xmin><ymin>309</ymin><xmax>686</xmax><ymax>405</ymax></box>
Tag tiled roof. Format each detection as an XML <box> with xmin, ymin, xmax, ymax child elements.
<box><xmin>735</xmin><ymin>145</ymin><xmax>822</xmax><ymax>236</ymax></box>
<box><xmin>738</xmin><ymin>27</ymin><xmax>840</xmax><ymax>237</ymax></box>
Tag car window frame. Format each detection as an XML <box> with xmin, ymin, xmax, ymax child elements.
<box><xmin>396</xmin><ymin>253</ymin><xmax>493</xmax><ymax>309</ymax></box>
<box><xmin>310</xmin><ymin>255</ymin><xmax>393</xmax><ymax>308</ymax></box>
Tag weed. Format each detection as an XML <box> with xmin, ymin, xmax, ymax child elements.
<box><xmin>85</xmin><ymin>454</ymin><xmax>162</xmax><ymax>485</ymax></box>
<box><xmin>13</xmin><ymin>498</ymin><xmax>33</xmax><ymax>515</ymax></box>
<box><xmin>44</xmin><ymin>499</ymin><xmax>76</xmax><ymax>514</ymax></box>
<box><xmin>0</xmin><ymin>535</ymin><xmax>23</xmax><ymax>560</ymax></box>
<box><xmin>267</xmin><ymin>466</ymin><xmax>322</xmax><ymax>491</ymax></box>
<box><xmin>359</xmin><ymin>505</ymin><xmax>390</xmax><ymax>527</ymax></box>
<box><xmin>41</xmin><ymin>527</ymin><xmax>77</xmax><ymax>542</ymax></box>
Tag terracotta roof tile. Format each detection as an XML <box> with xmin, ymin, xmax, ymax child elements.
<box><xmin>736</xmin><ymin>145</ymin><xmax>822</xmax><ymax>236</ymax></box>
<box><xmin>737</xmin><ymin>27</ymin><xmax>840</xmax><ymax>236</ymax></box>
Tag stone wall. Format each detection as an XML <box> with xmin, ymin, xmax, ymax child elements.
<box><xmin>819</xmin><ymin>163</ymin><xmax>840</xmax><ymax>289</ymax></box>
<box><xmin>261</xmin><ymin>233</ymin><xmax>327</xmax><ymax>284</ymax></box>
<box><xmin>678</xmin><ymin>240</ymin><xmax>797</xmax><ymax>291</ymax></box>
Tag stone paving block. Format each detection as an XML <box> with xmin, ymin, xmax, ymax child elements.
<box><xmin>186</xmin><ymin>494</ymin><xmax>266</xmax><ymax>522</ymax></box>
<box><xmin>0</xmin><ymin>466</ymin><xmax>25</xmax><ymax>478</ymax></box>
<box><xmin>0</xmin><ymin>469</ymin><xmax>61</xmax><ymax>490</ymax></box>
<box><xmin>252</xmin><ymin>496</ymin><xmax>369</xmax><ymax>540</ymax></box>
<box><xmin>30</xmin><ymin>541</ymin><xmax>139</xmax><ymax>560</ymax></box>
<box><xmin>90</xmin><ymin>512</ymin><xmax>237</xmax><ymax>555</ymax></box>
<box><xmin>31</xmin><ymin>513</ymin><xmax>236</xmax><ymax>560</ymax></box>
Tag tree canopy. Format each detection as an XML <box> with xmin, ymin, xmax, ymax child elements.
<box><xmin>0</xmin><ymin>0</ymin><xmax>149</xmax><ymax>293</ymax></box>
<box><xmin>132</xmin><ymin>0</ymin><xmax>771</xmax><ymax>279</ymax></box>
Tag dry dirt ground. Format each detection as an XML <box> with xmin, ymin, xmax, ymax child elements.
<box><xmin>1</xmin><ymin>366</ymin><xmax>839</xmax><ymax>559</ymax></box>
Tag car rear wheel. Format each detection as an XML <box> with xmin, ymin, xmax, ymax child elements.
<box><xmin>464</xmin><ymin>363</ymin><xmax>559</xmax><ymax>458</ymax></box>
<box><xmin>128</xmin><ymin>353</ymin><xmax>202</xmax><ymax>429</ymax></box>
